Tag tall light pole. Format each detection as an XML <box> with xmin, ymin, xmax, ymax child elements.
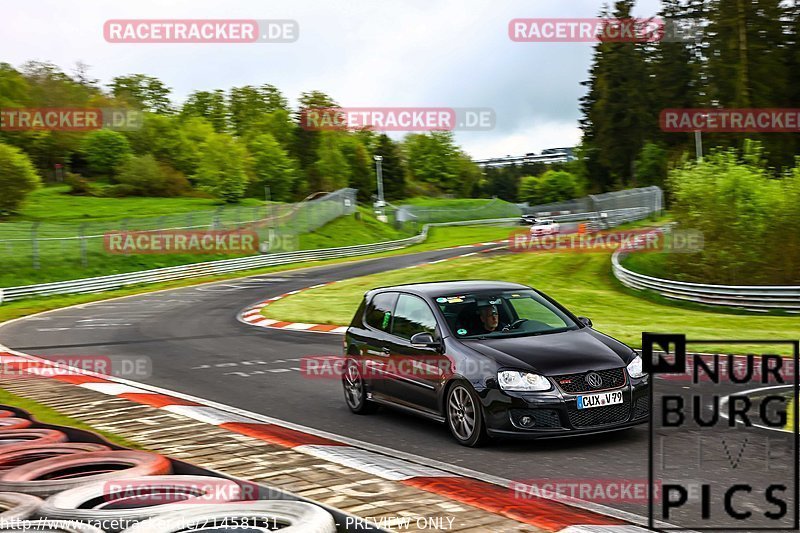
<box><xmin>374</xmin><ymin>155</ymin><xmax>386</xmax><ymax>222</ymax></box>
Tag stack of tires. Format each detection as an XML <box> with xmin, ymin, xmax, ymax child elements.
<box><xmin>0</xmin><ymin>407</ymin><xmax>337</xmax><ymax>532</ymax></box>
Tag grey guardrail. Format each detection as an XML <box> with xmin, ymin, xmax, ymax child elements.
<box><xmin>0</xmin><ymin>217</ymin><xmax>525</xmax><ymax>304</ymax></box>
<box><xmin>612</xmin><ymin>250</ymin><xmax>800</xmax><ymax>311</ymax></box>
<box><xmin>0</xmin><ymin>209</ymin><xmax>654</xmax><ymax>304</ymax></box>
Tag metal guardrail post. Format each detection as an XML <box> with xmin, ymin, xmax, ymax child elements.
<box><xmin>31</xmin><ymin>222</ymin><xmax>40</xmax><ymax>270</ymax></box>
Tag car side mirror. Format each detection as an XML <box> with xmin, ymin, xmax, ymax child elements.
<box><xmin>411</xmin><ymin>332</ymin><xmax>442</xmax><ymax>351</ymax></box>
<box><xmin>578</xmin><ymin>316</ymin><xmax>593</xmax><ymax>328</ymax></box>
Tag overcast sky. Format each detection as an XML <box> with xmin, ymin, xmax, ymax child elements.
<box><xmin>3</xmin><ymin>0</ymin><xmax>662</xmax><ymax>159</ymax></box>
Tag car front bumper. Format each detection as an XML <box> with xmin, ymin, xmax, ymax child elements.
<box><xmin>479</xmin><ymin>377</ymin><xmax>650</xmax><ymax>439</ymax></box>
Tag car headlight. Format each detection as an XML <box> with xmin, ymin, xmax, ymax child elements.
<box><xmin>627</xmin><ymin>354</ymin><xmax>645</xmax><ymax>378</ymax></box>
<box><xmin>498</xmin><ymin>370</ymin><xmax>551</xmax><ymax>392</ymax></box>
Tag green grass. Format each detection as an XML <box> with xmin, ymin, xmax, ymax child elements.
<box><xmin>298</xmin><ymin>207</ymin><xmax>414</xmax><ymax>249</ymax></box>
<box><xmin>788</xmin><ymin>398</ymin><xmax>795</xmax><ymax>432</ymax></box>
<box><xmin>16</xmin><ymin>186</ymin><xmax>265</xmax><ymax>222</ymax></box>
<box><xmin>261</xmin><ymin>250</ymin><xmax>800</xmax><ymax>355</ymax></box>
<box><xmin>0</xmin><ymin>224</ymin><xmax>514</xmax><ymax>323</ymax></box>
<box><xmin>0</xmin><ymin>202</ymin><xmax>459</xmax><ymax>287</ymax></box>
<box><xmin>397</xmin><ymin>197</ymin><xmax>522</xmax><ymax>224</ymax></box>
<box><xmin>0</xmin><ymin>388</ymin><xmax>143</xmax><ymax>449</ymax></box>
<box><xmin>402</xmin><ymin>197</ymin><xmax>511</xmax><ymax>208</ymax></box>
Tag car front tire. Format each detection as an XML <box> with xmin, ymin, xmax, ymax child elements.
<box><xmin>446</xmin><ymin>383</ymin><xmax>488</xmax><ymax>447</ymax></box>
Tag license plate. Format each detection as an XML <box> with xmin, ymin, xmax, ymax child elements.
<box><xmin>577</xmin><ymin>390</ymin><xmax>623</xmax><ymax>409</ymax></box>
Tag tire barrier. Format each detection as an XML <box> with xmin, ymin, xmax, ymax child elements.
<box><xmin>0</xmin><ymin>492</ymin><xmax>42</xmax><ymax>520</ymax></box>
<box><xmin>0</xmin><ymin>451</ymin><xmax>172</xmax><ymax>497</ymax></box>
<box><xmin>0</xmin><ymin>444</ymin><xmax>109</xmax><ymax>472</ymax></box>
<box><xmin>0</xmin><ymin>406</ymin><xmax>344</xmax><ymax>532</ymax></box>
<box><xmin>39</xmin><ymin>475</ymin><xmax>246</xmax><ymax>530</ymax></box>
<box><xmin>0</xmin><ymin>430</ymin><xmax>68</xmax><ymax>448</ymax></box>
<box><xmin>0</xmin><ymin>420</ymin><xmax>32</xmax><ymax>431</ymax></box>
<box><xmin>0</xmin><ymin>520</ymin><xmax>106</xmax><ymax>532</ymax></box>
<box><xmin>119</xmin><ymin>501</ymin><xmax>338</xmax><ymax>533</ymax></box>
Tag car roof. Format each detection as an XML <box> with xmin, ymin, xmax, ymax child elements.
<box><xmin>367</xmin><ymin>280</ymin><xmax>531</xmax><ymax>298</ymax></box>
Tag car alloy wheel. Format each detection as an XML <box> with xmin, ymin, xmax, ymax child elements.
<box><xmin>446</xmin><ymin>384</ymin><xmax>487</xmax><ymax>447</ymax></box>
<box><xmin>342</xmin><ymin>361</ymin><xmax>376</xmax><ymax>414</ymax></box>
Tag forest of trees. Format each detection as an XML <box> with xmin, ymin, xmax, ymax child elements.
<box><xmin>579</xmin><ymin>0</ymin><xmax>800</xmax><ymax>191</ymax></box>
<box><xmin>2</xmin><ymin>0</ymin><xmax>797</xmax><ymax>214</ymax></box>
<box><xmin>0</xmin><ymin>63</ymin><xmax>517</xmax><ymax>209</ymax></box>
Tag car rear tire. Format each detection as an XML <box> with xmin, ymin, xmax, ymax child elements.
<box><xmin>446</xmin><ymin>383</ymin><xmax>488</xmax><ymax>447</ymax></box>
<box><xmin>342</xmin><ymin>361</ymin><xmax>376</xmax><ymax>414</ymax></box>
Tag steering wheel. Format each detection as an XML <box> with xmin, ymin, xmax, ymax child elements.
<box><xmin>502</xmin><ymin>319</ymin><xmax>528</xmax><ymax>332</ymax></box>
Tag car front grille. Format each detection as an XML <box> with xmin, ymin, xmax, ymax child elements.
<box><xmin>554</xmin><ymin>368</ymin><xmax>626</xmax><ymax>394</ymax></box>
<box><xmin>567</xmin><ymin>402</ymin><xmax>631</xmax><ymax>428</ymax></box>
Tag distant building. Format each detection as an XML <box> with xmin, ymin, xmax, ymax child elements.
<box><xmin>474</xmin><ymin>147</ymin><xmax>576</xmax><ymax>168</ymax></box>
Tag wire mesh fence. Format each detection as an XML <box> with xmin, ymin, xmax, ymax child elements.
<box><xmin>521</xmin><ymin>186</ymin><xmax>663</xmax><ymax>218</ymax></box>
<box><xmin>394</xmin><ymin>198</ymin><xmax>523</xmax><ymax>225</ymax></box>
<box><xmin>0</xmin><ymin>189</ymin><xmax>357</xmax><ymax>285</ymax></box>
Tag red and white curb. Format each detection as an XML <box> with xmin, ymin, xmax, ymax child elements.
<box><xmin>238</xmin><ymin>240</ymin><xmax>510</xmax><ymax>335</ymax></box>
<box><xmin>0</xmin><ymin>343</ymin><xmax>654</xmax><ymax>532</ymax></box>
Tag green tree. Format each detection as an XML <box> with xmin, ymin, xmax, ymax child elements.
<box><xmin>126</xmin><ymin>113</ymin><xmax>200</xmax><ymax>175</ymax></box>
<box><xmin>403</xmin><ymin>132</ymin><xmax>461</xmax><ymax>193</ymax></box>
<box><xmin>580</xmin><ymin>1</ymin><xmax>654</xmax><ymax>189</ymax></box>
<box><xmin>518</xmin><ymin>176</ymin><xmax>539</xmax><ymax>204</ymax></box>
<box><xmin>116</xmin><ymin>155</ymin><xmax>189</xmax><ymax>197</ymax></box>
<box><xmin>312</xmin><ymin>131</ymin><xmax>350</xmax><ymax>191</ymax></box>
<box><xmin>635</xmin><ymin>143</ymin><xmax>669</xmax><ymax>188</ymax></box>
<box><xmin>375</xmin><ymin>134</ymin><xmax>406</xmax><ymax>200</ymax></box>
<box><xmin>110</xmin><ymin>74</ymin><xmax>173</xmax><ymax>114</ymax></box>
<box><xmin>181</xmin><ymin>90</ymin><xmax>228</xmax><ymax>132</ymax></box>
<box><xmin>229</xmin><ymin>84</ymin><xmax>289</xmax><ymax>137</ymax></box>
<box><xmin>81</xmin><ymin>129</ymin><xmax>132</xmax><ymax>176</ymax></box>
<box><xmin>193</xmin><ymin>133</ymin><xmax>249</xmax><ymax>202</ymax></box>
<box><xmin>247</xmin><ymin>133</ymin><xmax>297</xmax><ymax>202</ymax></box>
<box><xmin>340</xmin><ymin>137</ymin><xmax>373</xmax><ymax>202</ymax></box>
<box><xmin>0</xmin><ymin>142</ymin><xmax>40</xmax><ymax>214</ymax></box>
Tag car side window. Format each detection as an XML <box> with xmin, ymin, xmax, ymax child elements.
<box><xmin>364</xmin><ymin>292</ymin><xmax>398</xmax><ymax>332</ymax></box>
<box><xmin>392</xmin><ymin>294</ymin><xmax>438</xmax><ymax>340</ymax></box>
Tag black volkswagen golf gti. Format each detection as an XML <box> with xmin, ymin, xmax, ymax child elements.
<box><xmin>342</xmin><ymin>280</ymin><xmax>649</xmax><ymax>446</ymax></box>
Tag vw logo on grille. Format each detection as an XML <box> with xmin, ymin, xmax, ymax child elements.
<box><xmin>585</xmin><ymin>372</ymin><xmax>603</xmax><ymax>389</ymax></box>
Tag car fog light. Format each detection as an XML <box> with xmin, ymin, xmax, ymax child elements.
<box><xmin>520</xmin><ymin>415</ymin><xmax>534</xmax><ymax>427</ymax></box>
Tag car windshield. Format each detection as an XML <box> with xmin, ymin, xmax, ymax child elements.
<box><xmin>434</xmin><ymin>289</ymin><xmax>578</xmax><ymax>339</ymax></box>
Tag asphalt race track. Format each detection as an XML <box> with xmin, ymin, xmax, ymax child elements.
<box><xmin>2</xmin><ymin>244</ymin><xmax>795</xmax><ymax>528</ymax></box>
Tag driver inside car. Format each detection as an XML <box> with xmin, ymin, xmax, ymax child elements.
<box><xmin>474</xmin><ymin>303</ymin><xmax>507</xmax><ymax>334</ymax></box>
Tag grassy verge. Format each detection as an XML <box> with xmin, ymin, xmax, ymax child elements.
<box><xmin>299</xmin><ymin>207</ymin><xmax>414</xmax><ymax>249</ymax></box>
<box><xmin>261</xmin><ymin>250</ymin><xmax>800</xmax><ymax>355</ymax></box>
<box><xmin>14</xmin><ymin>186</ymin><xmax>265</xmax><ymax>222</ymax></box>
<box><xmin>0</xmin><ymin>388</ymin><xmax>142</xmax><ymax>449</ymax></box>
<box><xmin>0</xmin><ymin>202</ymin><xmax>505</xmax><ymax>287</ymax></box>
<box><xmin>0</xmin><ymin>224</ymin><xmax>514</xmax><ymax>324</ymax></box>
